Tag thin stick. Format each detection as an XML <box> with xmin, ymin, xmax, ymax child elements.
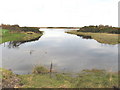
<box><xmin>50</xmin><ymin>61</ymin><xmax>53</xmax><ymax>78</ymax></box>
<box><xmin>50</xmin><ymin>61</ymin><xmax>52</xmax><ymax>72</ymax></box>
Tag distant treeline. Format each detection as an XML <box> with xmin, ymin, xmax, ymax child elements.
<box><xmin>78</xmin><ymin>25</ymin><xmax>120</xmax><ymax>34</ymax></box>
<box><xmin>1</xmin><ymin>24</ymin><xmax>42</xmax><ymax>33</ymax></box>
<box><xmin>45</xmin><ymin>27</ymin><xmax>79</xmax><ymax>29</ymax></box>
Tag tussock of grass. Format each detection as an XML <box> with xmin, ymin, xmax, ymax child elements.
<box><xmin>32</xmin><ymin>65</ymin><xmax>49</xmax><ymax>74</ymax></box>
<box><xmin>66</xmin><ymin>30</ymin><xmax>119</xmax><ymax>45</ymax></box>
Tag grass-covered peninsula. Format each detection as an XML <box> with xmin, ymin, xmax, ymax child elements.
<box><xmin>66</xmin><ymin>25</ymin><xmax>120</xmax><ymax>45</ymax></box>
<box><xmin>0</xmin><ymin>24</ymin><xmax>43</xmax><ymax>44</ymax></box>
<box><xmin>1</xmin><ymin>67</ymin><xmax>118</xmax><ymax>88</ymax></box>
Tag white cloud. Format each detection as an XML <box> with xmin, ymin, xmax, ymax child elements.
<box><xmin>0</xmin><ymin>0</ymin><xmax>119</xmax><ymax>27</ymax></box>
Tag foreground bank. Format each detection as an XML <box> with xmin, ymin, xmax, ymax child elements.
<box><xmin>1</xmin><ymin>67</ymin><xmax>118</xmax><ymax>88</ymax></box>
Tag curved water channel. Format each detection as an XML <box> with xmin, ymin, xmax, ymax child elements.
<box><xmin>1</xmin><ymin>29</ymin><xmax>118</xmax><ymax>74</ymax></box>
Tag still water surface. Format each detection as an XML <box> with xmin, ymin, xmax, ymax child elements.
<box><xmin>1</xmin><ymin>29</ymin><xmax>118</xmax><ymax>74</ymax></box>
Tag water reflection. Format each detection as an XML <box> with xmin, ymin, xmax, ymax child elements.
<box><xmin>77</xmin><ymin>35</ymin><xmax>92</xmax><ymax>39</ymax></box>
<box><xmin>4</xmin><ymin>36</ymin><xmax>41</xmax><ymax>48</ymax></box>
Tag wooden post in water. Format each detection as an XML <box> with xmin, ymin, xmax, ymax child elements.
<box><xmin>50</xmin><ymin>61</ymin><xmax>53</xmax><ymax>78</ymax></box>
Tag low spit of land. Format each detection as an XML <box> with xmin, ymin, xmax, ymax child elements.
<box><xmin>66</xmin><ymin>31</ymin><xmax>119</xmax><ymax>45</ymax></box>
<box><xmin>66</xmin><ymin>25</ymin><xmax>120</xmax><ymax>45</ymax></box>
<box><xmin>0</xmin><ymin>24</ymin><xmax>43</xmax><ymax>44</ymax></box>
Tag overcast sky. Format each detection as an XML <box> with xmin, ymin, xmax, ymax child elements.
<box><xmin>0</xmin><ymin>0</ymin><xmax>119</xmax><ymax>27</ymax></box>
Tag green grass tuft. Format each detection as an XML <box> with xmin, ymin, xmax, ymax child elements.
<box><xmin>32</xmin><ymin>65</ymin><xmax>49</xmax><ymax>74</ymax></box>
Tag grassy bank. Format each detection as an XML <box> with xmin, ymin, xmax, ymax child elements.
<box><xmin>0</xmin><ymin>29</ymin><xmax>43</xmax><ymax>44</ymax></box>
<box><xmin>1</xmin><ymin>67</ymin><xmax>118</xmax><ymax>88</ymax></box>
<box><xmin>66</xmin><ymin>30</ymin><xmax>119</xmax><ymax>45</ymax></box>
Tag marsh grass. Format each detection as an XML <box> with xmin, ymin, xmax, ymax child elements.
<box><xmin>72</xmin><ymin>69</ymin><xmax>118</xmax><ymax>88</ymax></box>
<box><xmin>66</xmin><ymin>30</ymin><xmax>119</xmax><ymax>45</ymax></box>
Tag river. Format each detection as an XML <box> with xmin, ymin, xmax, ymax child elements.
<box><xmin>1</xmin><ymin>29</ymin><xmax>118</xmax><ymax>74</ymax></box>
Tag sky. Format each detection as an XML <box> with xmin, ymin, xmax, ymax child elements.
<box><xmin>0</xmin><ymin>0</ymin><xmax>119</xmax><ymax>27</ymax></box>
